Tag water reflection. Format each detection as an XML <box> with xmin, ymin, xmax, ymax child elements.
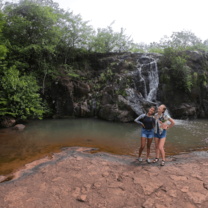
<box><xmin>0</xmin><ymin>118</ymin><xmax>208</xmax><ymax>175</ymax></box>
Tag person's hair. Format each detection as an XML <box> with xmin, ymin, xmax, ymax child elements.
<box><xmin>148</xmin><ymin>106</ymin><xmax>156</xmax><ymax>115</ymax></box>
<box><xmin>162</xmin><ymin>105</ymin><xmax>166</xmax><ymax>113</ymax></box>
<box><xmin>149</xmin><ymin>106</ymin><xmax>156</xmax><ymax>111</ymax></box>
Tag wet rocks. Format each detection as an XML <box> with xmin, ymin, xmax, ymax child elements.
<box><xmin>0</xmin><ymin>116</ymin><xmax>16</xmax><ymax>128</ymax></box>
<box><xmin>47</xmin><ymin>50</ymin><xmax>208</xmax><ymax>120</ymax></box>
<box><xmin>98</xmin><ymin>104</ymin><xmax>134</xmax><ymax>122</ymax></box>
<box><xmin>171</xmin><ymin>103</ymin><xmax>197</xmax><ymax>119</ymax></box>
<box><xmin>74</xmin><ymin>102</ymin><xmax>93</xmax><ymax>117</ymax></box>
<box><xmin>13</xmin><ymin>124</ymin><xmax>26</xmax><ymax>131</ymax></box>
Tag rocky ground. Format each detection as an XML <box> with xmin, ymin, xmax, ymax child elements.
<box><xmin>1</xmin><ymin>147</ymin><xmax>208</xmax><ymax>208</ymax></box>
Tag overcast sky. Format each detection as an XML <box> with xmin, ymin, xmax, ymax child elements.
<box><xmin>6</xmin><ymin>0</ymin><xmax>208</xmax><ymax>44</ymax></box>
<box><xmin>56</xmin><ymin>0</ymin><xmax>207</xmax><ymax>44</ymax></box>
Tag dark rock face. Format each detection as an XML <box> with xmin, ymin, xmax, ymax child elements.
<box><xmin>101</xmin><ymin>93</ymin><xmax>113</xmax><ymax>105</ymax></box>
<box><xmin>51</xmin><ymin>77</ymin><xmax>74</xmax><ymax>116</ymax></box>
<box><xmin>74</xmin><ymin>82</ymin><xmax>90</xmax><ymax>97</ymax></box>
<box><xmin>74</xmin><ymin>102</ymin><xmax>93</xmax><ymax>117</ymax></box>
<box><xmin>171</xmin><ymin>103</ymin><xmax>197</xmax><ymax>119</ymax></box>
<box><xmin>49</xmin><ymin>52</ymin><xmax>161</xmax><ymax>122</ymax></box>
<box><xmin>158</xmin><ymin>50</ymin><xmax>208</xmax><ymax>119</ymax></box>
<box><xmin>203</xmin><ymin>99</ymin><xmax>208</xmax><ymax>117</ymax></box>
<box><xmin>98</xmin><ymin>104</ymin><xmax>134</xmax><ymax>122</ymax></box>
<box><xmin>48</xmin><ymin>50</ymin><xmax>208</xmax><ymax>121</ymax></box>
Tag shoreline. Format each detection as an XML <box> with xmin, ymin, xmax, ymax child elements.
<box><xmin>1</xmin><ymin>147</ymin><xmax>208</xmax><ymax>207</ymax></box>
<box><xmin>1</xmin><ymin>146</ymin><xmax>208</xmax><ymax>183</ymax></box>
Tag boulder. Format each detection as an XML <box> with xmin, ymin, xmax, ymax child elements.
<box><xmin>98</xmin><ymin>104</ymin><xmax>134</xmax><ymax>122</ymax></box>
<box><xmin>187</xmin><ymin>51</ymin><xmax>201</xmax><ymax>62</ymax></box>
<box><xmin>0</xmin><ymin>116</ymin><xmax>16</xmax><ymax>128</ymax></box>
<box><xmin>117</xmin><ymin>110</ymin><xmax>134</xmax><ymax>122</ymax></box>
<box><xmin>125</xmin><ymin>88</ymin><xmax>155</xmax><ymax>116</ymax></box>
<box><xmin>13</xmin><ymin>124</ymin><xmax>26</xmax><ymax>131</ymax></box>
<box><xmin>118</xmin><ymin>95</ymin><xmax>136</xmax><ymax>117</ymax></box>
<box><xmin>74</xmin><ymin>102</ymin><xmax>93</xmax><ymax>117</ymax></box>
<box><xmin>172</xmin><ymin>103</ymin><xmax>197</xmax><ymax>119</ymax></box>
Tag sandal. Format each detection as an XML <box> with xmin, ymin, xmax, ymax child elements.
<box><xmin>146</xmin><ymin>159</ymin><xmax>151</xmax><ymax>164</ymax></box>
<box><xmin>161</xmin><ymin>160</ymin><xmax>165</xmax><ymax>166</ymax></box>
<box><xmin>153</xmin><ymin>158</ymin><xmax>159</xmax><ymax>163</ymax></box>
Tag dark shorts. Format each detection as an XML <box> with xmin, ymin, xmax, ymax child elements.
<box><xmin>154</xmin><ymin>130</ymin><xmax>166</xmax><ymax>139</ymax></box>
<box><xmin>141</xmin><ymin>128</ymin><xmax>154</xmax><ymax>139</ymax></box>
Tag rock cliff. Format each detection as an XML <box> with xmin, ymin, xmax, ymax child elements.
<box><xmin>49</xmin><ymin>50</ymin><xmax>208</xmax><ymax>121</ymax></box>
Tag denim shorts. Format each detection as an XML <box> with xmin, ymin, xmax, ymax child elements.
<box><xmin>154</xmin><ymin>124</ymin><xmax>167</xmax><ymax>139</ymax></box>
<box><xmin>154</xmin><ymin>130</ymin><xmax>166</xmax><ymax>139</ymax></box>
<box><xmin>141</xmin><ymin>128</ymin><xmax>154</xmax><ymax>139</ymax></box>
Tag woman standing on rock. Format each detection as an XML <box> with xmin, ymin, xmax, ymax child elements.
<box><xmin>153</xmin><ymin>104</ymin><xmax>175</xmax><ymax>166</ymax></box>
<box><xmin>134</xmin><ymin>106</ymin><xmax>156</xmax><ymax>163</ymax></box>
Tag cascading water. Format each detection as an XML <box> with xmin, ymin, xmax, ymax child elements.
<box><xmin>125</xmin><ymin>54</ymin><xmax>160</xmax><ymax>116</ymax></box>
<box><xmin>137</xmin><ymin>66</ymin><xmax>147</xmax><ymax>98</ymax></box>
<box><xmin>146</xmin><ymin>60</ymin><xmax>159</xmax><ymax>102</ymax></box>
<box><xmin>126</xmin><ymin>53</ymin><xmax>174</xmax><ymax>117</ymax></box>
<box><xmin>133</xmin><ymin>55</ymin><xmax>159</xmax><ymax>102</ymax></box>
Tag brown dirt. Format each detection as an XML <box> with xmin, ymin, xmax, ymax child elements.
<box><xmin>0</xmin><ymin>147</ymin><xmax>208</xmax><ymax>208</ymax></box>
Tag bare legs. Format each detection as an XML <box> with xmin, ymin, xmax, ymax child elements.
<box><xmin>154</xmin><ymin>137</ymin><xmax>166</xmax><ymax>161</ymax></box>
<box><xmin>139</xmin><ymin>137</ymin><xmax>153</xmax><ymax>159</ymax></box>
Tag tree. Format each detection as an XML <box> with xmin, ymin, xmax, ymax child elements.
<box><xmin>58</xmin><ymin>11</ymin><xmax>93</xmax><ymax>64</ymax></box>
<box><xmin>91</xmin><ymin>21</ymin><xmax>118</xmax><ymax>53</ymax></box>
<box><xmin>114</xmin><ymin>27</ymin><xmax>133</xmax><ymax>52</ymax></box>
<box><xmin>2</xmin><ymin>0</ymin><xmax>61</xmax><ymax>94</ymax></box>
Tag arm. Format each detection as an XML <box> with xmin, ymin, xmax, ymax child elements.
<box><xmin>134</xmin><ymin>114</ymin><xmax>145</xmax><ymax>128</ymax></box>
<box><xmin>167</xmin><ymin>118</ymin><xmax>175</xmax><ymax>129</ymax></box>
<box><xmin>162</xmin><ymin>118</ymin><xmax>175</xmax><ymax>130</ymax></box>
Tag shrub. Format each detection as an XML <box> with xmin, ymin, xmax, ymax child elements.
<box><xmin>171</xmin><ymin>56</ymin><xmax>193</xmax><ymax>92</ymax></box>
<box><xmin>0</xmin><ymin>66</ymin><xmax>44</xmax><ymax>119</ymax></box>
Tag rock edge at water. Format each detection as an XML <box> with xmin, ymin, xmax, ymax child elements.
<box><xmin>0</xmin><ymin>147</ymin><xmax>208</xmax><ymax>207</ymax></box>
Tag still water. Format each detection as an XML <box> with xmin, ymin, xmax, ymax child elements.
<box><xmin>0</xmin><ymin>118</ymin><xmax>208</xmax><ymax>175</ymax></box>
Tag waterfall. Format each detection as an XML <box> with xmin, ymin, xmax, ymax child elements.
<box><xmin>127</xmin><ymin>54</ymin><xmax>161</xmax><ymax>116</ymax></box>
<box><xmin>138</xmin><ymin>66</ymin><xmax>147</xmax><ymax>98</ymax></box>
<box><xmin>146</xmin><ymin>60</ymin><xmax>159</xmax><ymax>102</ymax></box>
<box><xmin>134</xmin><ymin>56</ymin><xmax>159</xmax><ymax>102</ymax></box>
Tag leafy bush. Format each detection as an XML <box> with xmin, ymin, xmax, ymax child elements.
<box><xmin>171</xmin><ymin>56</ymin><xmax>193</xmax><ymax>92</ymax></box>
<box><xmin>0</xmin><ymin>66</ymin><xmax>44</xmax><ymax>119</ymax></box>
<box><xmin>160</xmin><ymin>69</ymin><xmax>170</xmax><ymax>84</ymax></box>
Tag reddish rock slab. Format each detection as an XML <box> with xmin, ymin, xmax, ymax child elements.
<box><xmin>0</xmin><ymin>147</ymin><xmax>208</xmax><ymax>208</ymax></box>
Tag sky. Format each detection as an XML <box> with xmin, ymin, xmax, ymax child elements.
<box><xmin>56</xmin><ymin>0</ymin><xmax>207</xmax><ymax>44</ymax></box>
<box><xmin>5</xmin><ymin>0</ymin><xmax>208</xmax><ymax>44</ymax></box>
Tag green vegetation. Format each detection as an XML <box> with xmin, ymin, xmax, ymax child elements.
<box><xmin>0</xmin><ymin>0</ymin><xmax>208</xmax><ymax>120</ymax></box>
<box><xmin>0</xmin><ymin>66</ymin><xmax>44</xmax><ymax>119</ymax></box>
<box><xmin>171</xmin><ymin>56</ymin><xmax>192</xmax><ymax>92</ymax></box>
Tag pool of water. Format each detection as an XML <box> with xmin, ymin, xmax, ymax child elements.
<box><xmin>0</xmin><ymin>118</ymin><xmax>208</xmax><ymax>175</ymax></box>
